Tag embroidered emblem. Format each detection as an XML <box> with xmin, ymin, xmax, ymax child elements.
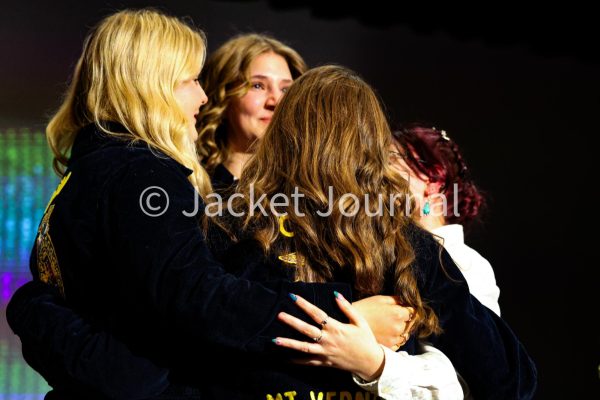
<box><xmin>36</xmin><ymin>172</ymin><xmax>71</xmax><ymax>297</ymax></box>
<box><xmin>36</xmin><ymin>204</ymin><xmax>65</xmax><ymax>297</ymax></box>
<box><xmin>278</xmin><ymin>252</ymin><xmax>299</xmax><ymax>265</ymax></box>
<box><xmin>44</xmin><ymin>171</ymin><xmax>71</xmax><ymax>213</ymax></box>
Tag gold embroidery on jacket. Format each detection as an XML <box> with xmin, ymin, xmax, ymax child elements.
<box><xmin>36</xmin><ymin>204</ymin><xmax>65</xmax><ymax>297</ymax></box>
<box><xmin>278</xmin><ymin>252</ymin><xmax>303</xmax><ymax>282</ymax></box>
<box><xmin>44</xmin><ymin>172</ymin><xmax>71</xmax><ymax>213</ymax></box>
<box><xmin>36</xmin><ymin>172</ymin><xmax>71</xmax><ymax>298</ymax></box>
<box><xmin>278</xmin><ymin>252</ymin><xmax>299</xmax><ymax>265</ymax></box>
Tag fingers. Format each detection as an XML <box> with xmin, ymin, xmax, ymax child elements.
<box><xmin>361</xmin><ymin>296</ymin><xmax>415</xmax><ymax>326</ymax></box>
<box><xmin>290</xmin><ymin>358</ymin><xmax>329</xmax><ymax>367</ymax></box>
<box><xmin>403</xmin><ymin>307</ymin><xmax>415</xmax><ymax>323</ymax></box>
<box><xmin>289</xmin><ymin>293</ymin><xmax>331</xmax><ymax>327</ymax></box>
<box><xmin>402</xmin><ymin>307</ymin><xmax>416</xmax><ymax>334</ymax></box>
<box><xmin>272</xmin><ymin>336</ymin><xmax>325</xmax><ymax>356</ymax></box>
<box><xmin>278</xmin><ymin>312</ymin><xmax>322</xmax><ymax>340</ymax></box>
<box><xmin>397</xmin><ymin>332</ymin><xmax>410</xmax><ymax>346</ymax></box>
<box><xmin>388</xmin><ymin>332</ymin><xmax>411</xmax><ymax>351</ymax></box>
<box><xmin>389</xmin><ymin>305</ymin><xmax>414</xmax><ymax>324</ymax></box>
<box><xmin>334</xmin><ymin>291</ymin><xmax>365</xmax><ymax>327</ymax></box>
<box><xmin>390</xmin><ymin>305</ymin><xmax>415</xmax><ymax>334</ymax></box>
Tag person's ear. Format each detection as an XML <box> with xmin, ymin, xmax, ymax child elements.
<box><xmin>424</xmin><ymin>181</ymin><xmax>444</xmax><ymax>197</ymax></box>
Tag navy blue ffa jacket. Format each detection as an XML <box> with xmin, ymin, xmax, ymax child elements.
<box><xmin>7</xmin><ymin>123</ymin><xmax>353</xmax><ymax>399</ymax></box>
<box><xmin>7</xmin><ymin>123</ymin><xmax>537</xmax><ymax>399</ymax></box>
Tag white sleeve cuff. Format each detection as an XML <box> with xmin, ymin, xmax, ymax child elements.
<box><xmin>352</xmin><ymin>372</ymin><xmax>380</xmax><ymax>392</ymax></box>
<box><xmin>353</xmin><ymin>343</ymin><xmax>464</xmax><ymax>400</ymax></box>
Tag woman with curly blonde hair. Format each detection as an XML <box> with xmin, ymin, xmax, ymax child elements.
<box><xmin>196</xmin><ymin>33</ymin><xmax>307</xmax><ymax>183</ymax></box>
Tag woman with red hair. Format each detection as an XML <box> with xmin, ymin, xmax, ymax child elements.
<box><xmin>391</xmin><ymin>124</ymin><xmax>500</xmax><ymax>315</ymax></box>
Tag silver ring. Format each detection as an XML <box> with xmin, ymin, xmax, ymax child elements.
<box><xmin>313</xmin><ymin>330</ymin><xmax>323</xmax><ymax>342</ymax></box>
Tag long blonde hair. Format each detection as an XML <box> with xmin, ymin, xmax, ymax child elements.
<box><xmin>221</xmin><ymin>66</ymin><xmax>440</xmax><ymax>337</ymax></box>
<box><xmin>46</xmin><ymin>8</ymin><xmax>212</xmax><ymax>197</ymax></box>
<box><xmin>197</xmin><ymin>33</ymin><xmax>307</xmax><ymax>172</ymax></box>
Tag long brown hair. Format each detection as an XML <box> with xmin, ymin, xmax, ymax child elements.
<box><xmin>220</xmin><ymin>65</ymin><xmax>440</xmax><ymax>337</ymax></box>
<box><xmin>196</xmin><ymin>33</ymin><xmax>307</xmax><ymax>172</ymax></box>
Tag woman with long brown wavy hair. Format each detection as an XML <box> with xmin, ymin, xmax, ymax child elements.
<box><xmin>219</xmin><ymin>65</ymin><xmax>537</xmax><ymax>399</ymax></box>
<box><xmin>223</xmin><ymin>65</ymin><xmax>439</xmax><ymax>335</ymax></box>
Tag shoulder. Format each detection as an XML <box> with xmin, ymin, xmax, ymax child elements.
<box><xmin>105</xmin><ymin>145</ymin><xmax>192</xmax><ymax>180</ymax></box>
<box><xmin>403</xmin><ymin>221</ymin><xmax>468</xmax><ymax>291</ymax></box>
<box><xmin>69</xmin><ymin>126</ymin><xmax>193</xmax><ymax>185</ymax></box>
<box><xmin>83</xmin><ymin>144</ymin><xmax>196</xmax><ymax>201</ymax></box>
<box><xmin>457</xmin><ymin>243</ymin><xmax>493</xmax><ymax>270</ymax></box>
<box><xmin>404</xmin><ymin>220</ymin><xmax>443</xmax><ymax>267</ymax></box>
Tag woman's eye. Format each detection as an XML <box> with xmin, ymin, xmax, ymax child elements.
<box><xmin>252</xmin><ymin>82</ymin><xmax>264</xmax><ymax>90</ymax></box>
<box><xmin>281</xmin><ymin>87</ymin><xmax>290</xmax><ymax>93</ymax></box>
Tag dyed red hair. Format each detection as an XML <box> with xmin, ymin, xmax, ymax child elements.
<box><xmin>392</xmin><ymin>124</ymin><xmax>485</xmax><ymax>225</ymax></box>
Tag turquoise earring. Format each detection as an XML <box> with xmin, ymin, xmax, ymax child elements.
<box><xmin>423</xmin><ymin>200</ymin><xmax>431</xmax><ymax>216</ymax></box>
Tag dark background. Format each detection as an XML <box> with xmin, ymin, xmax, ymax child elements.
<box><xmin>1</xmin><ymin>1</ymin><xmax>598</xmax><ymax>398</ymax></box>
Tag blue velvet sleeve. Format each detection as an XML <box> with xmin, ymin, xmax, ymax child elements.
<box><xmin>103</xmin><ymin>156</ymin><xmax>352</xmax><ymax>352</ymax></box>
<box><xmin>6</xmin><ymin>155</ymin><xmax>353</xmax><ymax>398</ymax></box>
<box><xmin>408</xmin><ymin>224</ymin><xmax>537</xmax><ymax>399</ymax></box>
<box><xmin>7</xmin><ymin>280</ymin><xmax>169</xmax><ymax>400</ymax></box>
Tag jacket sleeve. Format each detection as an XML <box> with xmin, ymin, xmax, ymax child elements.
<box><xmin>6</xmin><ymin>156</ymin><xmax>352</xmax><ymax>399</ymax></box>
<box><xmin>6</xmin><ymin>280</ymin><xmax>169</xmax><ymax>400</ymax></box>
<box><xmin>105</xmin><ymin>157</ymin><xmax>352</xmax><ymax>351</ymax></box>
<box><xmin>409</xmin><ymin>225</ymin><xmax>537</xmax><ymax>400</ymax></box>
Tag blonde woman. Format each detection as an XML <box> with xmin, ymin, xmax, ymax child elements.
<box><xmin>7</xmin><ymin>10</ymin><xmax>406</xmax><ymax>399</ymax></box>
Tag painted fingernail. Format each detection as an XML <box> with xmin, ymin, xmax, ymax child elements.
<box><xmin>272</xmin><ymin>338</ymin><xmax>281</xmax><ymax>345</ymax></box>
<box><xmin>289</xmin><ymin>293</ymin><xmax>298</xmax><ymax>302</ymax></box>
<box><xmin>334</xmin><ymin>291</ymin><xmax>341</xmax><ymax>299</ymax></box>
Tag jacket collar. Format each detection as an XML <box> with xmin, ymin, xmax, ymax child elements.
<box><xmin>68</xmin><ymin>122</ymin><xmax>193</xmax><ymax>177</ymax></box>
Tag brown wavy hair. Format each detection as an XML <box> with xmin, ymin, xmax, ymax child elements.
<box><xmin>196</xmin><ymin>33</ymin><xmax>307</xmax><ymax>172</ymax></box>
<box><xmin>218</xmin><ymin>65</ymin><xmax>440</xmax><ymax>337</ymax></box>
